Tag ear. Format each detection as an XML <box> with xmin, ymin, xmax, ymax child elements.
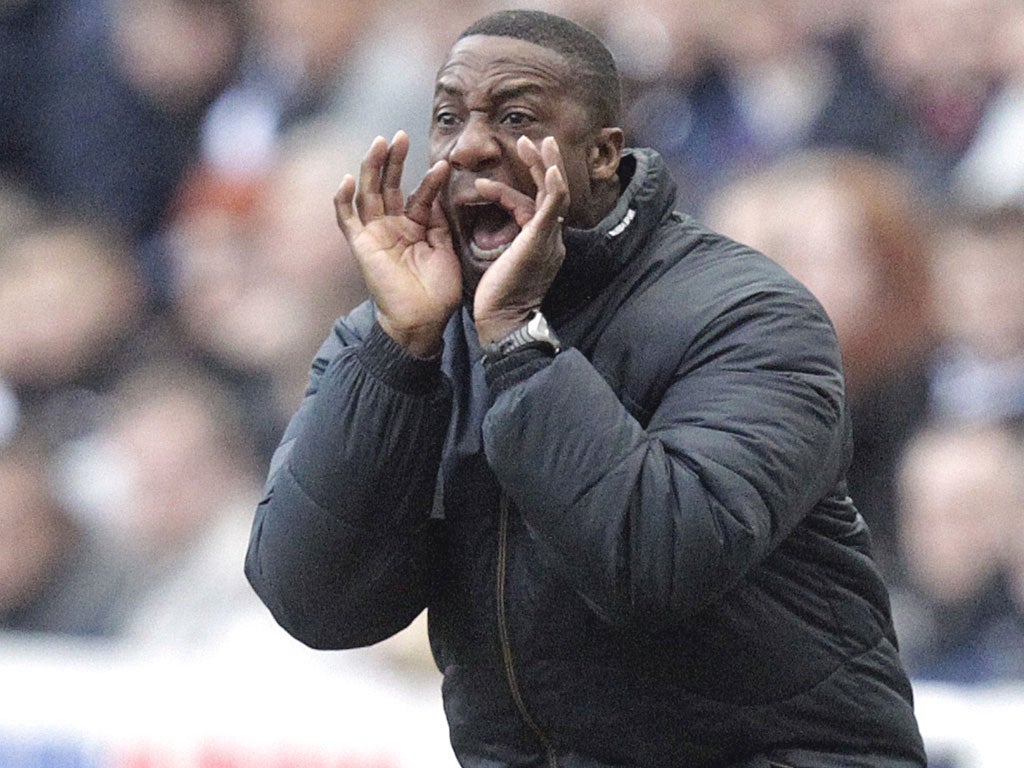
<box><xmin>589</xmin><ymin>127</ymin><xmax>624</xmax><ymax>182</ymax></box>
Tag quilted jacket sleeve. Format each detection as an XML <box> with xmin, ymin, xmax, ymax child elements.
<box><xmin>482</xmin><ymin>275</ymin><xmax>851</xmax><ymax>631</ymax></box>
<box><xmin>245</xmin><ymin>302</ymin><xmax>452</xmax><ymax>649</ymax></box>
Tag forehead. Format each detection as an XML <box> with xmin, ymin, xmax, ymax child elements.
<box><xmin>435</xmin><ymin>34</ymin><xmax>574</xmax><ymax>100</ymax></box>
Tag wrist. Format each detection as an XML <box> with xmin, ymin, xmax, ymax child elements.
<box><xmin>358</xmin><ymin>322</ymin><xmax>444</xmax><ymax>395</ymax></box>
<box><xmin>475</xmin><ymin>308</ymin><xmax>538</xmax><ymax>346</ymax></box>
<box><xmin>377</xmin><ymin>314</ymin><xmax>445</xmax><ymax>360</ymax></box>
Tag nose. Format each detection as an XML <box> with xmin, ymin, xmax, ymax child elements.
<box><xmin>447</xmin><ymin>112</ymin><xmax>501</xmax><ymax>172</ymax></box>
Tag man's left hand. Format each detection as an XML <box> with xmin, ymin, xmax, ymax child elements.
<box><xmin>472</xmin><ymin>136</ymin><xmax>570</xmax><ymax>345</ymax></box>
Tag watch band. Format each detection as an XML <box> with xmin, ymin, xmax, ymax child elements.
<box><xmin>480</xmin><ymin>310</ymin><xmax>561</xmax><ymax>365</ymax></box>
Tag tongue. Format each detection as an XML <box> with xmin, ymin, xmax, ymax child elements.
<box><xmin>472</xmin><ymin>214</ymin><xmax>520</xmax><ymax>251</ymax></box>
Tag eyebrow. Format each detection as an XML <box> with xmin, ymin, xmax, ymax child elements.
<box><xmin>434</xmin><ymin>80</ymin><xmax>551</xmax><ymax>102</ymax></box>
<box><xmin>434</xmin><ymin>82</ymin><xmax>463</xmax><ymax>99</ymax></box>
<box><xmin>492</xmin><ymin>82</ymin><xmax>548</xmax><ymax>101</ymax></box>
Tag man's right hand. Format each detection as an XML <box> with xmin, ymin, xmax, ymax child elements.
<box><xmin>334</xmin><ymin>131</ymin><xmax>461</xmax><ymax>359</ymax></box>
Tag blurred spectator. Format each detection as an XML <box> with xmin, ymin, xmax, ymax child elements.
<box><xmin>163</xmin><ymin>119</ymin><xmax>367</xmax><ymax>463</ymax></box>
<box><xmin>57</xmin><ymin>359</ymin><xmax>264</xmax><ymax>648</ymax></box>
<box><xmin>201</xmin><ymin>0</ymin><xmax>505</xmax><ymax>185</ymax></box>
<box><xmin>0</xmin><ymin>0</ymin><xmax>60</xmax><ymax>183</ymax></box>
<box><xmin>860</xmin><ymin>0</ymin><xmax>1012</xmax><ymax>201</ymax></box>
<box><xmin>952</xmin><ymin>1</ymin><xmax>1024</xmax><ymax>208</ymax></box>
<box><xmin>893</xmin><ymin>421</ymin><xmax>1024</xmax><ymax>682</ymax></box>
<box><xmin>549</xmin><ymin>0</ymin><xmax>705</xmax><ymax>86</ymax></box>
<box><xmin>0</xmin><ymin>217</ymin><xmax>147</xmax><ymax>449</ymax></box>
<box><xmin>328</xmin><ymin>0</ymin><xmax>502</xmax><ymax>177</ymax></box>
<box><xmin>200</xmin><ymin>0</ymin><xmax>382</xmax><ymax>179</ymax></box>
<box><xmin>247</xmin><ymin>120</ymin><xmax>369</xmax><ymax>408</ymax></box>
<box><xmin>705</xmin><ymin>150</ymin><xmax>936</xmax><ymax>578</ymax></box>
<box><xmin>928</xmin><ymin>206</ymin><xmax>1024</xmax><ymax>424</ymax></box>
<box><xmin>614</xmin><ymin>0</ymin><xmax>896</xmax><ymax>214</ymax></box>
<box><xmin>254</xmin><ymin>120</ymin><xmax>368</xmax><ymax>316</ymax></box>
<box><xmin>3</xmin><ymin>0</ymin><xmax>248</xmax><ymax>301</ymax></box>
<box><xmin>0</xmin><ymin>427</ymin><xmax>131</xmax><ymax>636</ymax></box>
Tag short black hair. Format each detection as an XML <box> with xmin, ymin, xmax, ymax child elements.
<box><xmin>457</xmin><ymin>9</ymin><xmax>621</xmax><ymax>127</ymax></box>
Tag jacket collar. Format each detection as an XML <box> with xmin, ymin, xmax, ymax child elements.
<box><xmin>544</xmin><ymin>148</ymin><xmax>677</xmax><ymax>321</ymax></box>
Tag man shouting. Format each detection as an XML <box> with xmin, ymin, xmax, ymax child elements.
<box><xmin>246</xmin><ymin>9</ymin><xmax>926</xmax><ymax>768</ymax></box>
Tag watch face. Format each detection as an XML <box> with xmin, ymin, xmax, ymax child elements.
<box><xmin>525</xmin><ymin>311</ymin><xmax>561</xmax><ymax>353</ymax></box>
<box><xmin>528</xmin><ymin>311</ymin><xmax>548</xmax><ymax>336</ymax></box>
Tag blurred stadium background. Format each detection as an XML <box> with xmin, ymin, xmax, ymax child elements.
<box><xmin>2</xmin><ymin>0</ymin><xmax>1023</xmax><ymax>765</ymax></box>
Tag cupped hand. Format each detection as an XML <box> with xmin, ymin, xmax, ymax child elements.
<box><xmin>472</xmin><ymin>136</ymin><xmax>570</xmax><ymax>345</ymax></box>
<box><xmin>335</xmin><ymin>131</ymin><xmax>462</xmax><ymax>358</ymax></box>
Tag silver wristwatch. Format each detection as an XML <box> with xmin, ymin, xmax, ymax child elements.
<box><xmin>481</xmin><ymin>310</ymin><xmax>561</xmax><ymax>364</ymax></box>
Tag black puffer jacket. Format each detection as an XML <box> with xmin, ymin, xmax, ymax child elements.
<box><xmin>246</xmin><ymin>149</ymin><xmax>926</xmax><ymax>768</ymax></box>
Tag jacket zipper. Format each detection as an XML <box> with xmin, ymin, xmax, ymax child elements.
<box><xmin>497</xmin><ymin>493</ymin><xmax>559</xmax><ymax>768</ymax></box>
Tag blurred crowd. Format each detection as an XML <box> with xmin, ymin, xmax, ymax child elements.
<box><xmin>2</xmin><ymin>0</ymin><xmax>1024</xmax><ymax>690</ymax></box>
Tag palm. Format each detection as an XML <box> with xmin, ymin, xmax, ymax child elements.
<box><xmin>334</xmin><ymin>133</ymin><xmax>462</xmax><ymax>356</ymax></box>
<box><xmin>352</xmin><ymin>212</ymin><xmax>460</xmax><ymax>333</ymax></box>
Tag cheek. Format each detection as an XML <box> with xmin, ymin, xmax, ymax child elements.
<box><xmin>561</xmin><ymin>155</ymin><xmax>594</xmax><ymax>214</ymax></box>
<box><xmin>510</xmin><ymin>158</ymin><xmax>541</xmax><ymax>196</ymax></box>
<box><xmin>428</xmin><ymin>133</ymin><xmax>448</xmax><ymax>165</ymax></box>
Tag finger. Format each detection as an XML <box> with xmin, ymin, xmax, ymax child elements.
<box><xmin>516</xmin><ymin>136</ymin><xmax>546</xmax><ymax>194</ymax></box>
<box><xmin>539</xmin><ymin>138</ymin><xmax>570</xmax><ymax>217</ymax></box>
<box><xmin>382</xmin><ymin>131</ymin><xmax>409</xmax><ymax>216</ymax></box>
<box><xmin>356</xmin><ymin>136</ymin><xmax>389</xmax><ymax>221</ymax></box>
<box><xmin>539</xmin><ymin>136</ymin><xmax>564</xmax><ymax>173</ymax></box>
<box><xmin>334</xmin><ymin>174</ymin><xmax>362</xmax><ymax>237</ymax></box>
<box><xmin>405</xmin><ymin>160</ymin><xmax>451</xmax><ymax>226</ymax></box>
<box><xmin>532</xmin><ymin>164</ymin><xmax>569</xmax><ymax>229</ymax></box>
<box><xmin>426</xmin><ymin>198</ymin><xmax>451</xmax><ymax>249</ymax></box>
<box><xmin>539</xmin><ymin>137</ymin><xmax>565</xmax><ymax>183</ymax></box>
<box><xmin>475</xmin><ymin>178</ymin><xmax>536</xmax><ymax>228</ymax></box>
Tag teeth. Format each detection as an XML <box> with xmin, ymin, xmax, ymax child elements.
<box><xmin>469</xmin><ymin>241</ymin><xmax>512</xmax><ymax>261</ymax></box>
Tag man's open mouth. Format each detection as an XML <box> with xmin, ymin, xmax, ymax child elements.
<box><xmin>459</xmin><ymin>202</ymin><xmax>521</xmax><ymax>261</ymax></box>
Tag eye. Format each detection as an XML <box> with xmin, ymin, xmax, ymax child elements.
<box><xmin>434</xmin><ymin>110</ymin><xmax>460</xmax><ymax>128</ymax></box>
<box><xmin>501</xmin><ymin>111</ymin><xmax>535</xmax><ymax>128</ymax></box>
